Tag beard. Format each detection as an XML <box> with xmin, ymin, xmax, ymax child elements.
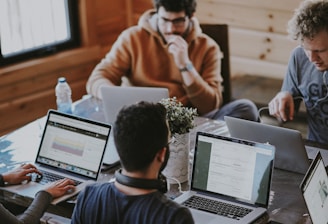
<box><xmin>160</xmin><ymin>145</ymin><xmax>170</xmax><ymax>172</ymax></box>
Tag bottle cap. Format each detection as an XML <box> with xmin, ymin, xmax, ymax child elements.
<box><xmin>58</xmin><ymin>77</ymin><xmax>66</xmax><ymax>83</ymax></box>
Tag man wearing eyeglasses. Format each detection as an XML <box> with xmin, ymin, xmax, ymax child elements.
<box><xmin>87</xmin><ymin>0</ymin><xmax>258</xmax><ymax>121</ymax></box>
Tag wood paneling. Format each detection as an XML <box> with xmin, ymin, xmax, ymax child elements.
<box><xmin>132</xmin><ymin>0</ymin><xmax>153</xmax><ymax>24</ymax></box>
<box><xmin>197</xmin><ymin>0</ymin><xmax>303</xmax><ymax>79</ymax></box>
<box><xmin>229</xmin><ymin>27</ymin><xmax>297</xmax><ymax>64</ymax></box>
<box><xmin>197</xmin><ymin>2</ymin><xmax>292</xmax><ymax>34</ymax></box>
<box><xmin>0</xmin><ymin>0</ymin><xmax>131</xmax><ymax>136</ymax></box>
<box><xmin>0</xmin><ymin>0</ymin><xmax>304</xmax><ymax>136</ymax></box>
<box><xmin>0</xmin><ymin>47</ymin><xmax>100</xmax><ymax>135</ymax></box>
<box><xmin>203</xmin><ymin>0</ymin><xmax>302</xmax><ymax>12</ymax></box>
<box><xmin>231</xmin><ymin>56</ymin><xmax>287</xmax><ymax>79</ymax></box>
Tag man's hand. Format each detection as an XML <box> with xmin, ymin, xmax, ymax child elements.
<box><xmin>268</xmin><ymin>91</ymin><xmax>295</xmax><ymax>122</ymax></box>
<box><xmin>44</xmin><ymin>178</ymin><xmax>76</xmax><ymax>198</ymax></box>
<box><xmin>167</xmin><ymin>35</ymin><xmax>190</xmax><ymax>68</ymax></box>
<box><xmin>2</xmin><ymin>163</ymin><xmax>42</xmax><ymax>185</ymax></box>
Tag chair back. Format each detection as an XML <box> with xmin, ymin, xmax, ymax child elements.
<box><xmin>200</xmin><ymin>24</ymin><xmax>231</xmax><ymax>105</ymax></box>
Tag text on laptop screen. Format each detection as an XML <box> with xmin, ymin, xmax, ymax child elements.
<box><xmin>192</xmin><ymin>134</ymin><xmax>274</xmax><ymax>206</ymax></box>
<box><xmin>302</xmin><ymin>155</ymin><xmax>328</xmax><ymax>224</ymax></box>
<box><xmin>37</xmin><ymin>113</ymin><xmax>110</xmax><ymax>179</ymax></box>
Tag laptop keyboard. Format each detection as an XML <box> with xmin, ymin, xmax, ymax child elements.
<box><xmin>39</xmin><ymin>170</ymin><xmax>82</xmax><ymax>186</ymax></box>
<box><xmin>182</xmin><ymin>196</ymin><xmax>252</xmax><ymax>220</ymax></box>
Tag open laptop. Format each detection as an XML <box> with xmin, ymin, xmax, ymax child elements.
<box><xmin>300</xmin><ymin>151</ymin><xmax>328</xmax><ymax>224</ymax></box>
<box><xmin>100</xmin><ymin>86</ymin><xmax>169</xmax><ymax>165</ymax></box>
<box><xmin>1</xmin><ymin>110</ymin><xmax>111</xmax><ymax>204</ymax></box>
<box><xmin>174</xmin><ymin>132</ymin><xmax>275</xmax><ymax>224</ymax></box>
<box><xmin>225</xmin><ymin>116</ymin><xmax>310</xmax><ymax>174</ymax></box>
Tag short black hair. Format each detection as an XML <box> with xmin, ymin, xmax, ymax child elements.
<box><xmin>153</xmin><ymin>0</ymin><xmax>197</xmax><ymax>17</ymax></box>
<box><xmin>114</xmin><ymin>101</ymin><xmax>169</xmax><ymax>172</ymax></box>
<box><xmin>288</xmin><ymin>0</ymin><xmax>328</xmax><ymax>41</ymax></box>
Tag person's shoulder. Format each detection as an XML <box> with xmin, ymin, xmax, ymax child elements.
<box><xmin>192</xmin><ymin>23</ymin><xmax>219</xmax><ymax>50</ymax></box>
<box><xmin>290</xmin><ymin>45</ymin><xmax>310</xmax><ymax>63</ymax></box>
<box><xmin>154</xmin><ymin>192</ymin><xmax>188</xmax><ymax>209</ymax></box>
<box><xmin>152</xmin><ymin>193</ymin><xmax>194</xmax><ymax>223</ymax></box>
<box><xmin>83</xmin><ymin>181</ymin><xmax>114</xmax><ymax>195</ymax></box>
<box><xmin>121</xmin><ymin>10</ymin><xmax>156</xmax><ymax>36</ymax></box>
<box><xmin>119</xmin><ymin>25</ymin><xmax>152</xmax><ymax>42</ymax></box>
<box><xmin>290</xmin><ymin>45</ymin><xmax>306</xmax><ymax>57</ymax></box>
<box><xmin>120</xmin><ymin>25</ymin><xmax>144</xmax><ymax>37</ymax></box>
<box><xmin>198</xmin><ymin>33</ymin><xmax>218</xmax><ymax>48</ymax></box>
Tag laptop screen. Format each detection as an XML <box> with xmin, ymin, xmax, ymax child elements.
<box><xmin>101</xmin><ymin>86</ymin><xmax>169</xmax><ymax>124</ymax></box>
<box><xmin>36</xmin><ymin>110</ymin><xmax>111</xmax><ymax>180</ymax></box>
<box><xmin>191</xmin><ymin>132</ymin><xmax>275</xmax><ymax>207</ymax></box>
<box><xmin>300</xmin><ymin>152</ymin><xmax>328</xmax><ymax>224</ymax></box>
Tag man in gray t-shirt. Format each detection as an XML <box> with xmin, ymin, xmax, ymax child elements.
<box><xmin>269</xmin><ymin>0</ymin><xmax>328</xmax><ymax>144</ymax></box>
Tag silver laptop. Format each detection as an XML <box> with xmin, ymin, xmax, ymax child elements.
<box><xmin>300</xmin><ymin>151</ymin><xmax>328</xmax><ymax>224</ymax></box>
<box><xmin>175</xmin><ymin>132</ymin><xmax>275</xmax><ymax>224</ymax></box>
<box><xmin>225</xmin><ymin>116</ymin><xmax>310</xmax><ymax>174</ymax></box>
<box><xmin>1</xmin><ymin>110</ymin><xmax>111</xmax><ymax>204</ymax></box>
<box><xmin>100</xmin><ymin>86</ymin><xmax>169</xmax><ymax>165</ymax></box>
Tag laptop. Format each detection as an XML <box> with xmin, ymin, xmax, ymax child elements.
<box><xmin>300</xmin><ymin>151</ymin><xmax>328</xmax><ymax>224</ymax></box>
<box><xmin>100</xmin><ymin>86</ymin><xmax>169</xmax><ymax>165</ymax></box>
<box><xmin>174</xmin><ymin>132</ymin><xmax>275</xmax><ymax>224</ymax></box>
<box><xmin>1</xmin><ymin>110</ymin><xmax>111</xmax><ymax>204</ymax></box>
<box><xmin>225</xmin><ymin>116</ymin><xmax>310</xmax><ymax>174</ymax></box>
<box><xmin>303</xmin><ymin>139</ymin><xmax>328</xmax><ymax>166</ymax></box>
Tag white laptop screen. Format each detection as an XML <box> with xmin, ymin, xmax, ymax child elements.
<box><xmin>300</xmin><ymin>152</ymin><xmax>328</xmax><ymax>224</ymax></box>
<box><xmin>36</xmin><ymin>111</ymin><xmax>110</xmax><ymax>180</ymax></box>
<box><xmin>192</xmin><ymin>133</ymin><xmax>275</xmax><ymax>207</ymax></box>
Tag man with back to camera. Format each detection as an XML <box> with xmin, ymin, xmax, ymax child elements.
<box><xmin>269</xmin><ymin>0</ymin><xmax>328</xmax><ymax>144</ymax></box>
<box><xmin>71</xmin><ymin>101</ymin><xmax>194</xmax><ymax>224</ymax></box>
<box><xmin>86</xmin><ymin>0</ymin><xmax>258</xmax><ymax>121</ymax></box>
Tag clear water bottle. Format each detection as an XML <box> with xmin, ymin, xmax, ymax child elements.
<box><xmin>55</xmin><ymin>77</ymin><xmax>73</xmax><ymax>114</ymax></box>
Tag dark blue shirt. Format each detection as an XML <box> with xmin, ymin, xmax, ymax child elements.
<box><xmin>71</xmin><ymin>182</ymin><xmax>194</xmax><ymax>224</ymax></box>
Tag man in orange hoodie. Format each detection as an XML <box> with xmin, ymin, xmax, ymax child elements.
<box><xmin>87</xmin><ymin>0</ymin><xmax>258</xmax><ymax>121</ymax></box>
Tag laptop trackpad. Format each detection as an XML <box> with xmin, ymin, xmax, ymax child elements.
<box><xmin>191</xmin><ymin>210</ymin><xmax>217</xmax><ymax>223</ymax></box>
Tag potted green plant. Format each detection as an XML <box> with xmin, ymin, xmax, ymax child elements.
<box><xmin>159</xmin><ymin>97</ymin><xmax>198</xmax><ymax>135</ymax></box>
<box><xmin>159</xmin><ymin>97</ymin><xmax>198</xmax><ymax>184</ymax></box>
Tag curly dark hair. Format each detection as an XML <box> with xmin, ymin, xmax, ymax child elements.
<box><xmin>152</xmin><ymin>0</ymin><xmax>197</xmax><ymax>18</ymax></box>
<box><xmin>114</xmin><ymin>101</ymin><xmax>169</xmax><ymax>172</ymax></box>
<box><xmin>288</xmin><ymin>0</ymin><xmax>328</xmax><ymax>41</ymax></box>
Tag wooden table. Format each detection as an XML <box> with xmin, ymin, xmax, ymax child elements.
<box><xmin>0</xmin><ymin>96</ymin><xmax>311</xmax><ymax>223</ymax></box>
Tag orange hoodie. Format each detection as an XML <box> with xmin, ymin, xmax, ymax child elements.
<box><xmin>86</xmin><ymin>9</ymin><xmax>223</xmax><ymax>115</ymax></box>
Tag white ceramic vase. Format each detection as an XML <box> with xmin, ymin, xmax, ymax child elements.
<box><xmin>162</xmin><ymin>132</ymin><xmax>190</xmax><ymax>184</ymax></box>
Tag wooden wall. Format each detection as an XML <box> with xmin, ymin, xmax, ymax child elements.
<box><xmin>0</xmin><ymin>0</ymin><xmax>131</xmax><ymax>136</ymax></box>
<box><xmin>196</xmin><ymin>0</ymin><xmax>303</xmax><ymax>79</ymax></box>
<box><xmin>0</xmin><ymin>0</ymin><xmax>302</xmax><ymax>136</ymax></box>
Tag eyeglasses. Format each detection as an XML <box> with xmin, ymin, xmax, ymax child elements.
<box><xmin>158</xmin><ymin>16</ymin><xmax>187</xmax><ymax>27</ymax></box>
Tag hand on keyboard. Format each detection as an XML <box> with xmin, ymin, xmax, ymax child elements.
<box><xmin>44</xmin><ymin>178</ymin><xmax>76</xmax><ymax>199</ymax></box>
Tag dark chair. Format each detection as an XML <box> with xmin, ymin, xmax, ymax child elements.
<box><xmin>200</xmin><ymin>24</ymin><xmax>231</xmax><ymax>105</ymax></box>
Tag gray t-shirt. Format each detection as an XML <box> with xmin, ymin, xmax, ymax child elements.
<box><xmin>282</xmin><ymin>46</ymin><xmax>328</xmax><ymax>143</ymax></box>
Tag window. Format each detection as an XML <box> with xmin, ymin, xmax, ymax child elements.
<box><xmin>0</xmin><ymin>0</ymin><xmax>80</xmax><ymax>66</ymax></box>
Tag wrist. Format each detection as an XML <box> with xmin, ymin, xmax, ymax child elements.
<box><xmin>179</xmin><ymin>62</ymin><xmax>193</xmax><ymax>72</ymax></box>
<box><xmin>1</xmin><ymin>173</ymin><xmax>9</xmax><ymax>183</ymax></box>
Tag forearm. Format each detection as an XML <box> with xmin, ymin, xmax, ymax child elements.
<box><xmin>86</xmin><ymin>52</ymin><xmax>130</xmax><ymax>99</ymax></box>
<box><xmin>184</xmin><ymin>40</ymin><xmax>223</xmax><ymax>114</ymax></box>
<box><xmin>86</xmin><ymin>72</ymin><xmax>114</xmax><ymax>99</ymax></box>
<box><xmin>184</xmin><ymin>75</ymin><xmax>222</xmax><ymax>115</ymax></box>
<box><xmin>0</xmin><ymin>191</ymin><xmax>52</xmax><ymax>224</ymax></box>
<box><xmin>17</xmin><ymin>191</ymin><xmax>52</xmax><ymax>223</ymax></box>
